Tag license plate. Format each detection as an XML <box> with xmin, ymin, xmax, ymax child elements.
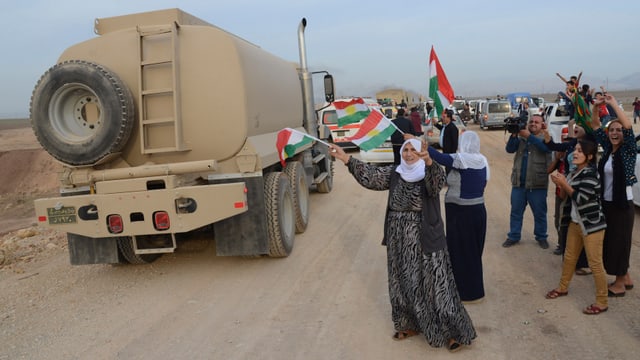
<box><xmin>46</xmin><ymin>206</ymin><xmax>77</xmax><ymax>224</ymax></box>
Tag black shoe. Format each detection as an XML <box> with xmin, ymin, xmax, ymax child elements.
<box><xmin>553</xmin><ymin>246</ymin><xmax>563</xmax><ymax>255</ymax></box>
<box><xmin>538</xmin><ymin>240</ymin><xmax>549</xmax><ymax>249</ymax></box>
<box><xmin>502</xmin><ymin>239</ymin><xmax>518</xmax><ymax>247</ymax></box>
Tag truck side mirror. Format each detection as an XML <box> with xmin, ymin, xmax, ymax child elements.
<box><xmin>323</xmin><ymin>74</ymin><xmax>334</xmax><ymax>103</ymax></box>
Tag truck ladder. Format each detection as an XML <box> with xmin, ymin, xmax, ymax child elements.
<box><xmin>137</xmin><ymin>22</ymin><xmax>190</xmax><ymax>154</ymax></box>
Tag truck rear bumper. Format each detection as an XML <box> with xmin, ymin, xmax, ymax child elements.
<box><xmin>35</xmin><ymin>181</ymin><xmax>247</xmax><ymax>238</ymax></box>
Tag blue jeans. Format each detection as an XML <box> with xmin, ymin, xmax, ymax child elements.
<box><xmin>508</xmin><ymin>187</ymin><xmax>548</xmax><ymax>242</ymax></box>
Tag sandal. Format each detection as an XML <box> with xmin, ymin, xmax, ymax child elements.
<box><xmin>545</xmin><ymin>289</ymin><xmax>568</xmax><ymax>299</ymax></box>
<box><xmin>575</xmin><ymin>268</ymin><xmax>592</xmax><ymax>276</ymax></box>
<box><xmin>392</xmin><ymin>329</ymin><xmax>419</xmax><ymax>341</ymax></box>
<box><xmin>583</xmin><ymin>304</ymin><xmax>608</xmax><ymax>315</ymax></box>
<box><xmin>609</xmin><ymin>283</ymin><xmax>634</xmax><ymax>290</ymax></box>
<box><xmin>448</xmin><ymin>340</ymin><xmax>463</xmax><ymax>353</ymax></box>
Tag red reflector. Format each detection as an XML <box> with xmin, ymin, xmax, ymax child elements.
<box><xmin>38</xmin><ymin>216</ymin><xmax>47</xmax><ymax>222</ymax></box>
<box><xmin>234</xmin><ymin>202</ymin><xmax>244</xmax><ymax>209</ymax></box>
<box><xmin>154</xmin><ymin>211</ymin><xmax>170</xmax><ymax>230</ymax></box>
<box><xmin>244</xmin><ymin>187</ymin><xmax>248</xmax><ymax>193</ymax></box>
<box><xmin>107</xmin><ymin>215</ymin><xmax>123</xmax><ymax>234</ymax></box>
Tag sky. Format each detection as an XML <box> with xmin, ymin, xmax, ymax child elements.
<box><xmin>2</xmin><ymin>0</ymin><xmax>639</xmax><ymax>118</ymax></box>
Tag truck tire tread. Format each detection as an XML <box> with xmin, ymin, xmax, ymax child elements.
<box><xmin>284</xmin><ymin>161</ymin><xmax>309</xmax><ymax>233</ymax></box>
<box><xmin>264</xmin><ymin>172</ymin><xmax>295</xmax><ymax>257</ymax></box>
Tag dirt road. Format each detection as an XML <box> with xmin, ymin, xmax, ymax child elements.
<box><xmin>1</xmin><ymin>123</ymin><xmax>639</xmax><ymax>359</ymax></box>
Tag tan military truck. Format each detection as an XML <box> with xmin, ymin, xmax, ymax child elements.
<box><xmin>29</xmin><ymin>8</ymin><xmax>335</xmax><ymax>265</ymax></box>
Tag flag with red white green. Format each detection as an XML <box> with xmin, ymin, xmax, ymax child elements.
<box><xmin>334</xmin><ymin>98</ymin><xmax>371</xmax><ymax>127</ymax></box>
<box><xmin>429</xmin><ymin>46</ymin><xmax>455</xmax><ymax>120</ymax></box>
<box><xmin>276</xmin><ymin>128</ymin><xmax>314</xmax><ymax>166</ymax></box>
<box><xmin>572</xmin><ymin>92</ymin><xmax>593</xmax><ymax>133</ymax></box>
<box><xmin>347</xmin><ymin>110</ymin><xmax>398</xmax><ymax>151</ymax></box>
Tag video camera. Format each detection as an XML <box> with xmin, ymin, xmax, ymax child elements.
<box><xmin>504</xmin><ymin>115</ymin><xmax>528</xmax><ymax>134</ymax></box>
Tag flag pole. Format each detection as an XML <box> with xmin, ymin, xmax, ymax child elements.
<box><xmin>286</xmin><ymin>128</ymin><xmax>332</xmax><ymax>147</ymax></box>
<box><xmin>376</xmin><ymin>109</ymin><xmax>405</xmax><ymax>134</ymax></box>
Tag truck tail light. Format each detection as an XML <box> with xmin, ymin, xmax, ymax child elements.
<box><xmin>107</xmin><ymin>214</ymin><xmax>123</xmax><ymax>234</ymax></box>
<box><xmin>153</xmin><ymin>211</ymin><xmax>170</xmax><ymax>231</ymax></box>
<box><xmin>561</xmin><ymin>126</ymin><xmax>569</xmax><ymax>140</ymax></box>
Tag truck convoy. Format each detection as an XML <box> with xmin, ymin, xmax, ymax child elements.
<box><xmin>29</xmin><ymin>9</ymin><xmax>335</xmax><ymax>265</ymax></box>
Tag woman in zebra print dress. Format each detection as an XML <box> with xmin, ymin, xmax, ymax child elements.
<box><xmin>329</xmin><ymin>138</ymin><xmax>476</xmax><ymax>351</ymax></box>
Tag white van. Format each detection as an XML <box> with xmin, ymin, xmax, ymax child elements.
<box><xmin>479</xmin><ymin>100</ymin><xmax>512</xmax><ymax>130</ymax></box>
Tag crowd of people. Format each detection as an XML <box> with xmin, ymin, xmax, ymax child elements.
<box><xmin>505</xmin><ymin>73</ymin><xmax>636</xmax><ymax>314</ymax></box>
<box><xmin>326</xmin><ymin>77</ymin><xmax>635</xmax><ymax>352</ymax></box>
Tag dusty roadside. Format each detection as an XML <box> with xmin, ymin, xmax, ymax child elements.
<box><xmin>1</xmin><ymin>119</ymin><xmax>639</xmax><ymax>359</ymax></box>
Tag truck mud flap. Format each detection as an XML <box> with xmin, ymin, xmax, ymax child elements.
<box><xmin>213</xmin><ymin>176</ymin><xmax>269</xmax><ymax>256</ymax></box>
<box><xmin>67</xmin><ymin>233</ymin><xmax>122</xmax><ymax>265</ymax></box>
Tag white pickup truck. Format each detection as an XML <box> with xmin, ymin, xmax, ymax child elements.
<box><xmin>544</xmin><ymin>102</ymin><xmax>570</xmax><ymax>142</ymax></box>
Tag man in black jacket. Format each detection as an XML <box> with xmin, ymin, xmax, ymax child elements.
<box><xmin>436</xmin><ymin>108</ymin><xmax>459</xmax><ymax>154</ymax></box>
<box><xmin>391</xmin><ymin>108</ymin><xmax>419</xmax><ymax>165</ymax></box>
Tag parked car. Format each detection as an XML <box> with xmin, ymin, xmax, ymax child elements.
<box><xmin>359</xmin><ymin>139</ymin><xmax>394</xmax><ymax>164</ymax></box>
<box><xmin>381</xmin><ymin>106</ymin><xmax>397</xmax><ymax>119</ymax></box>
<box><xmin>473</xmin><ymin>99</ymin><xmax>487</xmax><ymax>124</ymax></box>
<box><xmin>544</xmin><ymin>102</ymin><xmax>571</xmax><ymax>142</ymax></box>
<box><xmin>532</xmin><ymin>96</ymin><xmax>545</xmax><ymax>109</ymax></box>
<box><xmin>479</xmin><ymin>100</ymin><xmax>512</xmax><ymax>130</ymax></box>
<box><xmin>317</xmin><ymin>97</ymin><xmax>381</xmax><ymax>149</ymax></box>
<box><xmin>505</xmin><ymin>92</ymin><xmax>539</xmax><ymax>114</ymax></box>
<box><xmin>468</xmin><ymin>100</ymin><xmax>478</xmax><ymax>119</ymax></box>
<box><xmin>423</xmin><ymin>114</ymin><xmax>466</xmax><ymax>149</ymax></box>
<box><xmin>452</xmin><ymin>99</ymin><xmax>466</xmax><ymax>114</ymax></box>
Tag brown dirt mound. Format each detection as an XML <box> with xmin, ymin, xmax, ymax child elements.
<box><xmin>0</xmin><ymin>149</ymin><xmax>61</xmax><ymax>235</ymax></box>
<box><xmin>0</xmin><ymin>149</ymin><xmax>60</xmax><ymax>195</ymax></box>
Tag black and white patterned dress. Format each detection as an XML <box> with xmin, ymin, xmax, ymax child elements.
<box><xmin>347</xmin><ymin>157</ymin><xmax>476</xmax><ymax>347</ymax></box>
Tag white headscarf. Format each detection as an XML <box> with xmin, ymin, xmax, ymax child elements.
<box><xmin>395</xmin><ymin>138</ymin><xmax>426</xmax><ymax>182</ymax></box>
<box><xmin>453</xmin><ymin>131</ymin><xmax>490</xmax><ymax>180</ymax></box>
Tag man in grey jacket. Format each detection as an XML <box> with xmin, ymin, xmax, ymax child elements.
<box><xmin>503</xmin><ymin>114</ymin><xmax>552</xmax><ymax>249</ymax></box>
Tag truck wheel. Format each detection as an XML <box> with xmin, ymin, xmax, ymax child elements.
<box><xmin>30</xmin><ymin>60</ymin><xmax>135</xmax><ymax>166</ymax></box>
<box><xmin>264</xmin><ymin>172</ymin><xmax>295</xmax><ymax>257</ymax></box>
<box><xmin>117</xmin><ymin>237</ymin><xmax>161</xmax><ymax>264</ymax></box>
<box><xmin>284</xmin><ymin>161</ymin><xmax>309</xmax><ymax>233</ymax></box>
<box><xmin>316</xmin><ymin>150</ymin><xmax>334</xmax><ymax>193</ymax></box>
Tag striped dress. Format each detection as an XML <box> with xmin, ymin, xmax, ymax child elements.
<box><xmin>347</xmin><ymin>157</ymin><xmax>476</xmax><ymax>348</ymax></box>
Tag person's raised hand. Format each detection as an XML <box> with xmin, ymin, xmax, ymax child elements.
<box><xmin>604</xmin><ymin>93</ymin><xmax>617</xmax><ymax>105</ymax></box>
<box><xmin>518</xmin><ymin>129</ymin><xmax>531</xmax><ymax>138</ymax></box>
<box><xmin>328</xmin><ymin>144</ymin><xmax>349</xmax><ymax>164</ymax></box>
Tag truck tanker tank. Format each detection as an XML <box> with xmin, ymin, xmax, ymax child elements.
<box><xmin>29</xmin><ymin>8</ymin><xmax>336</xmax><ymax>265</ymax></box>
<box><xmin>32</xmin><ymin>8</ymin><xmax>306</xmax><ymax>168</ymax></box>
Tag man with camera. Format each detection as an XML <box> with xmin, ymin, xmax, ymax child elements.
<box><xmin>503</xmin><ymin>114</ymin><xmax>552</xmax><ymax>249</ymax></box>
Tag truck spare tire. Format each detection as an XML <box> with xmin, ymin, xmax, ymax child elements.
<box><xmin>30</xmin><ymin>60</ymin><xmax>135</xmax><ymax>166</ymax></box>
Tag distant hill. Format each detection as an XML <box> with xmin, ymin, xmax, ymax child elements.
<box><xmin>615</xmin><ymin>72</ymin><xmax>640</xmax><ymax>89</ymax></box>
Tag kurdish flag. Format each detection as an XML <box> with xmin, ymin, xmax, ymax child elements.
<box><xmin>429</xmin><ymin>46</ymin><xmax>455</xmax><ymax>119</ymax></box>
<box><xmin>348</xmin><ymin>110</ymin><xmax>397</xmax><ymax>151</ymax></box>
<box><xmin>334</xmin><ymin>98</ymin><xmax>371</xmax><ymax>127</ymax></box>
<box><xmin>572</xmin><ymin>92</ymin><xmax>593</xmax><ymax>133</ymax></box>
<box><xmin>276</xmin><ymin>128</ymin><xmax>314</xmax><ymax>166</ymax></box>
